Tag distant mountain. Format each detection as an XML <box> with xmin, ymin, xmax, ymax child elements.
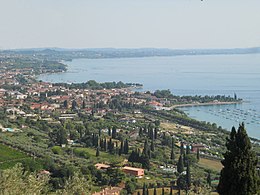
<box><xmin>1</xmin><ymin>47</ymin><xmax>260</xmax><ymax>60</ymax></box>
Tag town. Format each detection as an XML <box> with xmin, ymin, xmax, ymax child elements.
<box><xmin>0</xmin><ymin>52</ymin><xmax>259</xmax><ymax>195</ymax></box>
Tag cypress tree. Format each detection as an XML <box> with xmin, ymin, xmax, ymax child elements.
<box><xmin>171</xmin><ymin>137</ymin><xmax>174</xmax><ymax>148</ymax></box>
<box><xmin>170</xmin><ymin>148</ymin><xmax>175</xmax><ymax>161</ymax></box>
<box><xmin>95</xmin><ymin>135</ymin><xmax>99</xmax><ymax>147</ymax></box>
<box><xmin>128</xmin><ymin>150</ymin><xmax>135</xmax><ymax>163</ymax></box>
<box><xmin>196</xmin><ymin>148</ymin><xmax>200</xmax><ymax>161</ymax></box>
<box><xmin>72</xmin><ymin>100</ymin><xmax>77</xmax><ymax>110</ymax></box>
<box><xmin>170</xmin><ymin>138</ymin><xmax>175</xmax><ymax>160</ymax></box>
<box><xmin>207</xmin><ymin>171</ymin><xmax>211</xmax><ymax>187</ymax></box>
<box><xmin>104</xmin><ymin>139</ymin><xmax>107</xmax><ymax>151</ymax></box>
<box><xmin>141</xmin><ymin>154</ymin><xmax>150</xmax><ymax>170</ymax></box>
<box><xmin>150</xmin><ymin>128</ymin><xmax>154</xmax><ymax>140</ymax></box>
<box><xmin>108</xmin><ymin>138</ymin><xmax>114</xmax><ymax>154</ymax></box>
<box><xmin>92</xmin><ymin>133</ymin><xmax>95</xmax><ymax>146</ymax></box>
<box><xmin>154</xmin><ymin>128</ymin><xmax>158</xmax><ymax>139</ymax></box>
<box><xmin>183</xmin><ymin>152</ymin><xmax>187</xmax><ymax>167</ymax></box>
<box><xmin>217</xmin><ymin>124</ymin><xmax>259</xmax><ymax>195</ymax></box>
<box><xmin>108</xmin><ymin>127</ymin><xmax>111</xmax><ymax>136</ymax></box>
<box><xmin>115</xmin><ymin>141</ymin><xmax>119</xmax><ymax>155</ymax></box>
<box><xmin>186</xmin><ymin>161</ymin><xmax>191</xmax><ymax>189</ymax></box>
<box><xmin>119</xmin><ymin>140</ymin><xmax>124</xmax><ymax>156</ymax></box>
<box><xmin>177</xmin><ymin>155</ymin><xmax>184</xmax><ymax>173</ymax></box>
<box><xmin>150</xmin><ymin>139</ymin><xmax>155</xmax><ymax>152</ymax></box>
<box><xmin>124</xmin><ymin>139</ymin><xmax>129</xmax><ymax>154</ymax></box>
<box><xmin>100</xmin><ymin>138</ymin><xmax>103</xmax><ymax>149</ymax></box>
<box><xmin>148</xmin><ymin>148</ymin><xmax>151</xmax><ymax>159</ymax></box>
<box><xmin>96</xmin><ymin>147</ymin><xmax>100</xmax><ymax>157</ymax></box>
<box><xmin>82</xmin><ymin>100</ymin><xmax>86</xmax><ymax>109</ymax></box>
<box><xmin>63</xmin><ymin>100</ymin><xmax>68</xmax><ymax>109</ymax></box>
<box><xmin>143</xmin><ymin>139</ymin><xmax>149</xmax><ymax>156</ymax></box>
<box><xmin>112</xmin><ymin>126</ymin><xmax>117</xmax><ymax>139</ymax></box>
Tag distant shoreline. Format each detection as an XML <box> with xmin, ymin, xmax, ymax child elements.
<box><xmin>171</xmin><ymin>101</ymin><xmax>242</xmax><ymax>109</ymax></box>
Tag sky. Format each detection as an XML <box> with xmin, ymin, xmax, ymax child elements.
<box><xmin>0</xmin><ymin>0</ymin><xmax>260</xmax><ymax>49</ymax></box>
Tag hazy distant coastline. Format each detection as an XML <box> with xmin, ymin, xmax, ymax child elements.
<box><xmin>1</xmin><ymin>47</ymin><xmax>260</xmax><ymax>61</ymax></box>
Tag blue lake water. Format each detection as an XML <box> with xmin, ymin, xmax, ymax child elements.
<box><xmin>38</xmin><ymin>54</ymin><xmax>260</xmax><ymax>139</ymax></box>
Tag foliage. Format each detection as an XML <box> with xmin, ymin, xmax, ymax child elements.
<box><xmin>54</xmin><ymin>80</ymin><xmax>142</xmax><ymax>90</ymax></box>
<box><xmin>177</xmin><ymin>155</ymin><xmax>184</xmax><ymax>173</ymax></box>
<box><xmin>217</xmin><ymin>124</ymin><xmax>259</xmax><ymax>195</ymax></box>
<box><xmin>0</xmin><ymin>164</ymin><xmax>50</xmax><ymax>195</ymax></box>
<box><xmin>57</xmin><ymin>171</ymin><xmax>92</xmax><ymax>195</ymax></box>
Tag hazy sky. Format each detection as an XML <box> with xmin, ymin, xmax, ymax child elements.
<box><xmin>1</xmin><ymin>0</ymin><xmax>260</xmax><ymax>49</ymax></box>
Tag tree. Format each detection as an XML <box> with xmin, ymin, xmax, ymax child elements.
<box><xmin>125</xmin><ymin>180</ymin><xmax>136</xmax><ymax>194</ymax></box>
<box><xmin>217</xmin><ymin>124</ymin><xmax>259</xmax><ymax>195</ymax></box>
<box><xmin>112</xmin><ymin>126</ymin><xmax>117</xmax><ymax>139</ymax></box>
<box><xmin>108</xmin><ymin>127</ymin><xmax>111</xmax><ymax>136</ymax></box>
<box><xmin>177</xmin><ymin>175</ymin><xmax>187</xmax><ymax>191</ymax></box>
<box><xmin>186</xmin><ymin>161</ymin><xmax>191</xmax><ymax>189</ymax></box>
<box><xmin>82</xmin><ymin>100</ymin><xmax>86</xmax><ymax>109</ymax></box>
<box><xmin>128</xmin><ymin>149</ymin><xmax>140</xmax><ymax>164</ymax></box>
<box><xmin>150</xmin><ymin>139</ymin><xmax>155</xmax><ymax>152</ymax></box>
<box><xmin>0</xmin><ymin>164</ymin><xmax>50</xmax><ymax>195</ymax></box>
<box><xmin>119</xmin><ymin>140</ymin><xmax>124</xmax><ymax>156</ymax></box>
<box><xmin>196</xmin><ymin>148</ymin><xmax>200</xmax><ymax>161</ymax></box>
<box><xmin>57</xmin><ymin>128</ymin><xmax>68</xmax><ymax>145</ymax></box>
<box><xmin>155</xmin><ymin>120</ymin><xmax>160</xmax><ymax>127</ymax></box>
<box><xmin>107</xmin><ymin>168</ymin><xmax>125</xmax><ymax>186</ymax></box>
<box><xmin>207</xmin><ymin>171</ymin><xmax>211</xmax><ymax>187</ymax></box>
<box><xmin>104</xmin><ymin>139</ymin><xmax>107</xmax><ymax>151</ymax></box>
<box><xmin>177</xmin><ymin>155</ymin><xmax>184</xmax><ymax>173</ymax></box>
<box><xmin>141</xmin><ymin>154</ymin><xmax>150</xmax><ymax>170</ymax></box>
<box><xmin>71</xmin><ymin>100</ymin><xmax>77</xmax><ymax>110</ymax></box>
<box><xmin>108</xmin><ymin>138</ymin><xmax>114</xmax><ymax>154</ymax></box>
<box><xmin>170</xmin><ymin>138</ymin><xmax>175</xmax><ymax>160</ymax></box>
<box><xmin>143</xmin><ymin>139</ymin><xmax>149</xmax><ymax>157</ymax></box>
<box><xmin>124</xmin><ymin>139</ymin><xmax>129</xmax><ymax>154</ymax></box>
<box><xmin>58</xmin><ymin>172</ymin><xmax>92</xmax><ymax>195</ymax></box>
<box><xmin>63</xmin><ymin>100</ymin><xmax>68</xmax><ymax>109</ymax></box>
<box><xmin>154</xmin><ymin>128</ymin><xmax>158</xmax><ymax>139</ymax></box>
<box><xmin>96</xmin><ymin>147</ymin><xmax>100</xmax><ymax>157</ymax></box>
<box><xmin>186</xmin><ymin>145</ymin><xmax>191</xmax><ymax>155</ymax></box>
<box><xmin>170</xmin><ymin>149</ymin><xmax>175</xmax><ymax>161</ymax></box>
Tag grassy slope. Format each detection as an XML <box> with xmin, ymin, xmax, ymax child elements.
<box><xmin>0</xmin><ymin>144</ymin><xmax>32</xmax><ymax>169</ymax></box>
<box><xmin>198</xmin><ymin>158</ymin><xmax>223</xmax><ymax>172</ymax></box>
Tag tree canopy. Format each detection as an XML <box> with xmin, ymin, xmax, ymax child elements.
<box><xmin>217</xmin><ymin>123</ymin><xmax>259</xmax><ymax>195</ymax></box>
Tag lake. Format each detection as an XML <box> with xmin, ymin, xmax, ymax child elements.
<box><xmin>38</xmin><ymin>54</ymin><xmax>260</xmax><ymax>139</ymax></box>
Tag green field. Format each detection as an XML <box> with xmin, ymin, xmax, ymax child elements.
<box><xmin>0</xmin><ymin>144</ymin><xmax>32</xmax><ymax>169</ymax></box>
<box><xmin>73</xmin><ymin>147</ymin><xmax>125</xmax><ymax>163</ymax></box>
